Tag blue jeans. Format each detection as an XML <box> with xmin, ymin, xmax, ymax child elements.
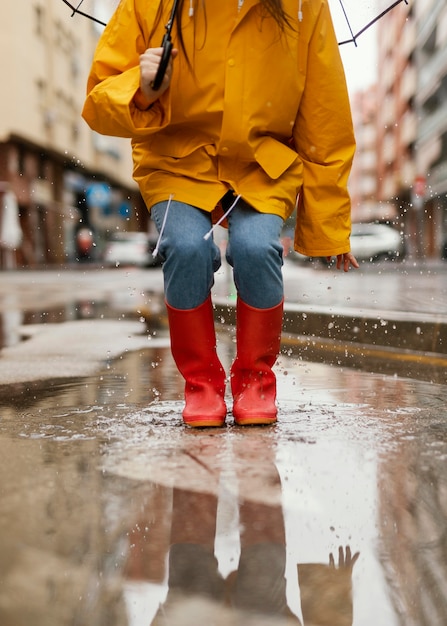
<box><xmin>151</xmin><ymin>195</ymin><xmax>284</xmax><ymax>310</ymax></box>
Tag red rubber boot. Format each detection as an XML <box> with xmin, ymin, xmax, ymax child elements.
<box><xmin>231</xmin><ymin>298</ymin><xmax>283</xmax><ymax>426</ymax></box>
<box><xmin>166</xmin><ymin>296</ymin><xmax>227</xmax><ymax>427</ymax></box>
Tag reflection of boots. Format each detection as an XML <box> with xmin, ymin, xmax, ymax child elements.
<box><xmin>231</xmin><ymin>298</ymin><xmax>283</xmax><ymax>426</ymax></box>
<box><xmin>166</xmin><ymin>296</ymin><xmax>227</xmax><ymax>427</ymax></box>
<box><xmin>151</xmin><ymin>544</ymin><xmax>226</xmax><ymax>625</ymax></box>
<box><xmin>229</xmin><ymin>543</ymin><xmax>302</xmax><ymax>624</ymax></box>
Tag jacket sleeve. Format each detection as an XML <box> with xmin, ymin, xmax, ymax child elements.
<box><xmin>293</xmin><ymin>0</ymin><xmax>356</xmax><ymax>257</ymax></box>
<box><xmin>81</xmin><ymin>0</ymin><xmax>171</xmax><ymax>138</ymax></box>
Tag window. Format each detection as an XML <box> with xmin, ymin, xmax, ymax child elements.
<box><xmin>34</xmin><ymin>4</ymin><xmax>45</xmax><ymax>37</ymax></box>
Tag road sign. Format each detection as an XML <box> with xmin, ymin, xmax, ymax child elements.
<box><xmin>86</xmin><ymin>182</ymin><xmax>111</xmax><ymax>209</ymax></box>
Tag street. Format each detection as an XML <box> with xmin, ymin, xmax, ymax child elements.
<box><xmin>0</xmin><ymin>261</ymin><xmax>447</xmax><ymax>625</ymax></box>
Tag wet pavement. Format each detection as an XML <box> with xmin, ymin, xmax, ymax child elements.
<box><xmin>0</xmin><ymin>262</ymin><xmax>447</xmax><ymax>625</ymax></box>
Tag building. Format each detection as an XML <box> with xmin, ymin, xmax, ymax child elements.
<box><xmin>0</xmin><ymin>0</ymin><xmax>146</xmax><ymax>269</ymax></box>
<box><xmin>376</xmin><ymin>0</ymin><xmax>418</xmax><ymax>253</ymax></box>
<box><xmin>414</xmin><ymin>0</ymin><xmax>447</xmax><ymax>258</ymax></box>
<box><xmin>349</xmin><ymin>85</ymin><xmax>398</xmax><ymax>223</ymax></box>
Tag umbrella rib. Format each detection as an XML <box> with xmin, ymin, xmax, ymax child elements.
<box><xmin>60</xmin><ymin>0</ymin><xmax>107</xmax><ymax>27</ymax></box>
<box><xmin>338</xmin><ymin>0</ymin><xmax>358</xmax><ymax>47</ymax></box>
<box><xmin>338</xmin><ymin>0</ymin><xmax>409</xmax><ymax>46</ymax></box>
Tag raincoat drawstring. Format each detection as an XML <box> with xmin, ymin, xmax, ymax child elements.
<box><xmin>152</xmin><ymin>193</ymin><xmax>174</xmax><ymax>258</ymax></box>
<box><xmin>298</xmin><ymin>0</ymin><xmax>303</xmax><ymax>22</ymax></box>
<box><xmin>204</xmin><ymin>194</ymin><xmax>241</xmax><ymax>241</ymax></box>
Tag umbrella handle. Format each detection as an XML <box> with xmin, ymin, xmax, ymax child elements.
<box><xmin>151</xmin><ymin>34</ymin><xmax>173</xmax><ymax>91</ymax></box>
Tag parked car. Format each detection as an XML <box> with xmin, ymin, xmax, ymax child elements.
<box><xmin>349</xmin><ymin>223</ymin><xmax>405</xmax><ymax>261</ymax></box>
<box><xmin>285</xmin><ymin>222</ymin><xmax>405</xmax><ymax>265</ymax></box>
<box><xmin>103</xmin><ymin>232</ymin><xmax>161</xmax><ymax>267</ymax></box>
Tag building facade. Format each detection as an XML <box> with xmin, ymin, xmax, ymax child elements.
<box><xmin>349</xmin><ymin>85</ymin><xmax>399</xmax><ymax>224</ymax></box>
<box><xmin>0</xmin><ymin>0</ymin><xmax>147</xmax><ymax>269</ymax></box>
<box><xmin>375</xmin><ymin>0</ymin><xmax>418</xmax><ymax>254</ymax></box>
<box><xmin>414</xmin><ymin>0</ymin><xmax>447</xmax><ymax>259</ymax></box>
<box><xmin>375</xmin><ymin>0</ymin><xmax>447</xmax><ymax>259</ymax></box>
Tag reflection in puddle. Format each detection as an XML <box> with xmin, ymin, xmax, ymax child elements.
<box><xmin>0</xmin><ymin>289</ymin><xmax>165</xmax><ymax>350</ymax></box>
<box><xmin>123</xmin><ymin>488</ymin><xmax>357</xmax><ymax>625</ymax></box>
<box><xmin>0</xmin><ymin>302</ymin><xmax>102</xmax><ymax>349</ymax></box>
<box><xmin>0</xmin><ymin>309</ymin><xmax>23</xmax><ymax>348</ymax></box>
<box><xmin>0</xmin><ymin>346</ymin><xmax>447</xmax><ymax>624</ymax></box>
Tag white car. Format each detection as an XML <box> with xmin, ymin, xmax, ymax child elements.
<box><xmin>349</xmin><ymin>223</ymin><xmax>405</xmax><ymax>261</ymax></box>
<box><xmin>286</xmin><ymin>222</ymin><xmax>405</xmax><ymax>265</ymax></box>
<box><xmin>103</xmin><ymin>232</ymin><xmax>161</xmax><ymax>267</ymax></box>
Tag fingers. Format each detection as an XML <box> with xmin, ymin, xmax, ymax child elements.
<box><xmin>328</xmin><ymin>545</ymin><xmax>360</xmax><ymax>570</ymax></box>
<box><xmin>332</xmin><ymin>253</ymin><xmax>359</xmax><ymax>271</ymax></box>
<box><xmin>345</xmin><ymin>252</ymin><xmax>359</xmax><ymax>270</ymax></box>
<box><xmin>344</xmin><ymin>545</ymin><xmax>360</xmax><ymax>569</ymax></box>
<box><xmin>350</xmin><ymin>550</ymin><xmax>360</xmax><ymax>568</ymax></box>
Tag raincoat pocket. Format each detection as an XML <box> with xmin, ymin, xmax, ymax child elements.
<box><xmin>254</xmin><ymin>137</ymin><xmax>298</xmax><ymax>180</ymax></box>
<box><xmin>148</xmin><ymin>132</ymin><xmax>212</xmax><ymax>159</ymax></box>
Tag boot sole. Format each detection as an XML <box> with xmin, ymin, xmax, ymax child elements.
<box><xmin>234</xmin><ymin>416</ymin><xmax>277</xmax><ymax>427</ymax></box>
<box><xmin>183</xmin><ymin>418</ymin><xmax>226</xmax><ymax>428</ymax></box>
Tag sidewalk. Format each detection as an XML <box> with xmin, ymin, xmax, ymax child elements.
<box><xmin>212</xmin><ymin>258</ymin><xmax>447</xmax><ymax>358</ymax></box>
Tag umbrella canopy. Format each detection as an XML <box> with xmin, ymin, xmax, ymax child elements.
<box><xmin>329</xmin><ymin>0</ymin><xmax>409</xmax><ymax>47</ymax></box>
<box><xmin>61</xmin><ymin>0</ymin><xmax>410</xmax><ymax>89</ymax></box>
<box><xmin>59</xmin><ymin>0</ymin><xmax>115</xmax><ymax>27</ymax></box>
<box><xmin>61</xmin><ymin>0</ymin><xmax>409</xmax><ymax>46</ymax></box>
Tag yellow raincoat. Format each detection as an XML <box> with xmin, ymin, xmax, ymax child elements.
<box><xmin>82</xmin><ymin>0</ymin><xmax>355</xmax><ymax>257</ymax></box>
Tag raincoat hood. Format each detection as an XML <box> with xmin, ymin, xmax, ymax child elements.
<box><xmin>82</xmin><ymin>0</ymin><xmax>356</xmax><ymax>257</ymax></box>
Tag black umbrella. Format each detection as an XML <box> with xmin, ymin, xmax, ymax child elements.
<box><xmin>61</xmin><ymin>0</ymin><xmax>410</xmax><ymax>82</ymax></box>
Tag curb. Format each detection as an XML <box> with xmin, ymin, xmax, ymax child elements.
<box><xmin>212</xmin><ymin>298</ymin><xmax>447</xmax><ymax>356</ymax></box>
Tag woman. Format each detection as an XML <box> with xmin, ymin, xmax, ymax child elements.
<box><xmin>82</xmin><ymin>0</ymin><xmax>358</xmax><ymax>428</ymax></box>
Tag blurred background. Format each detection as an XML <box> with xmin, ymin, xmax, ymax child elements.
<box><xmin>0</xmin><ymin>0</ymin><xmax>442</xmax><ymax>269</ymax></box>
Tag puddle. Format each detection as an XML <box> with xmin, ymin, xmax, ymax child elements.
<box><xmin>1</xmin><ymin>341</ymin><xmax>447</xmax><ymax>625</ymax></box>
<box><xmin>0</xmin><ymin>289</ymin><xmax>165</xmax><ymax>350</ymax></box>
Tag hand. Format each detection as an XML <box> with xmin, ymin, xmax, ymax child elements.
<box><xmin>326</xmin><ymin>252</ymin><xmax>359</xmax><ymax>272</ymax></box>
<box><xmin>138</xmin><ymin>46</ymin><xmax>178</xmax><ymax>105</ymax></box>
<box><xmin>329</xmin><ymin>545</ymin><xmax>360</xmax><ymax>572</ymax></box>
